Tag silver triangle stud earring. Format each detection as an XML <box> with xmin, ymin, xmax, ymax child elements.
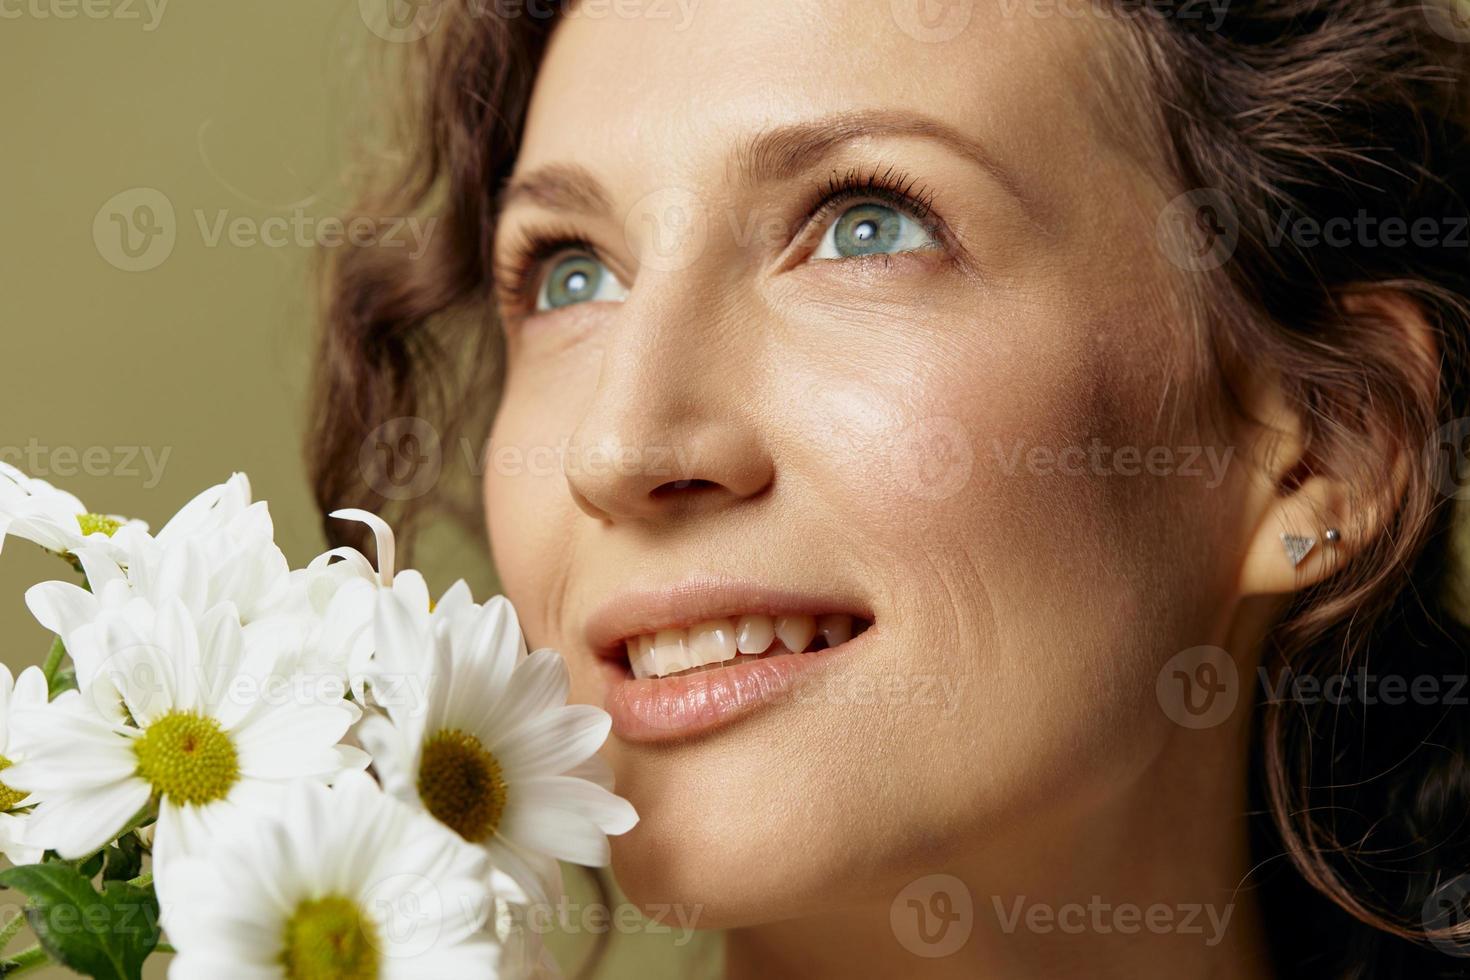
<box><xmin>1281</xmin><ymin>533</ymin><xmax>1317</xmax><ymax>567</ymax></box>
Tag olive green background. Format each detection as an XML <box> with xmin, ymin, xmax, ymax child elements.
<box><xmin>0</xmin><ymin>4</ymin><xmax>714</xmax><ymax>976</ymax></box>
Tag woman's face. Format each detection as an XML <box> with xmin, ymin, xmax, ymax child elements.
<box><xmin>486</xmin><ymin>0</ymin><xmax>1252</xmax><ymax>926</ymax></box>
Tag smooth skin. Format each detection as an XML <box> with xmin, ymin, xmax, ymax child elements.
<box><xmin>482</xmin><ymin>2</ymin><xmax>1416</xmax><ymax>977</ymax></box>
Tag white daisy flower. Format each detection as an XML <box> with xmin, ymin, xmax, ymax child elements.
<box><xmin>0</xmin><ymin>461</ymin><xmax>146</xmax><ymax>562</ymax></box>
<box><xmin>0</xmin><ymin>663</ymin><xmax>49</xmax><ymax>865</ymax></box>
<box><xmin>72</xmin><ymin>472</ymin><xmax>292</xmax><ymax>624</ymax></box>
<box><xmin>5</xmin><ymin>597</ymin><xmax>367</xmax><ymax>866</ymax></box>
<box><xmin>303</xmin><ymin>507</ymin><xmax>469</xmax><ymax>698</ymax></box>
<box><xmin>239</xmin><ymin>572</ymin><xmax>377</xmax><ymax>701</ymax></box>
<box><xmin>162</xmin><ymin>770</ymin><xmax>522</xmax><ymax>980</ymax></box>
<box><xmin>24</xmin><ymin>473</ymin><xmax>294</xmax><ymax>692</ymax></box>
<box><xmin>358</xmin><ymin>588</ymin><xmax>637</xmax><ymax>906</ymax></box>
<box><xmin>316</xmin><ymin>508</ymin><xmax>402</xmax><ymax>589</ymax></box>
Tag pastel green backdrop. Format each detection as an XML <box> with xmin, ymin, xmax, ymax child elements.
<box><xmin>0</xmin><ymin>3</ymin><xmax>715</xmax><ymax>976</ymax></box>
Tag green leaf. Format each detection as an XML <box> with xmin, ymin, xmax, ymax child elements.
<box><xmin>0</xmin><ymin>863</ymin><xmax>159</xmax><ymax>980</ymax></box>
<box><xmin>101</xmin><ymin>837</ymin><xmax>142</xmax><ymax>884</ymax></box>
<box><xmin>75</xmin><ymin>852</ymin><xmax>104</xmax><ymax>881</ymax></box>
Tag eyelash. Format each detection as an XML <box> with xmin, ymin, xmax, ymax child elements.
<box><xmin>492</xmin><ymin>222</ymin><xmax>596</xmax><ymax>315</ymax></box>
<box><xmin>801</xmin><ymin>164</ymin><xmax>939</xmax><ymax>241</ymax></box>
<box><xmin>492</xmin><ymin>166</ymin><xmax>942</xmax><ymax>315</ymax></box>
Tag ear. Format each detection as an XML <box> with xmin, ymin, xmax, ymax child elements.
<box><xmin>1236</xmin><ymin>292</ymin><xmax>1439</xmax><ymax>597</ymax></box>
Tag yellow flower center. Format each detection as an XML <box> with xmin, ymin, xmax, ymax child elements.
<box><xmin>417</xmin><ymin>728</ymin><xmax>507</xmax><ymax>841</ymax></box>
<box><xmin>279</xmin><ymin>894</ymin><xmax>380</xmax><ymax>980</ymax></box>
<box><xmin>133</xmin><ymin>711</ymin><xmax>239</xmax><ymax>806</ymax></box>
<box><xmin>0</xmin><ymin>757</ymin><xmax>28</xmax><ymax>812</ymax></box>
<box><xmin>75</xmin><ymin>513</ymin><xmax>122</xmax><ymax>537</ymax></box>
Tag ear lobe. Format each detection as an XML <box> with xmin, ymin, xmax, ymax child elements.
<box><xmin>1238</xmin><ymin>474</ymin><xmax>1354</xmax><ymax>596</ymax></box>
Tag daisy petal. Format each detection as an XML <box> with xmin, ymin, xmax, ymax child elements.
<box><xmin>514</xmin><ymin>776</ymin><xmax>640</xmax><ymax>835</ymax></box>
<box><xmin>500</xmin><ymin>803</ymin><xmax>611</xmax><ymax>867</ymax></box>
<box><xmin>22</xmin><ymin>780</ymin><xmax>150</xmax><ymax>859</ymax></box>
<box><xmin>493</xmin><ymin>704</ymin><xmax>612</xmax><ymax>780</ymax></box>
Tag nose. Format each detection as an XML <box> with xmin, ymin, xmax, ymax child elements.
<box><xmin>564</xmin><ymin>284</ymin><xmax>774</xmax><ymax>523</ymax></box>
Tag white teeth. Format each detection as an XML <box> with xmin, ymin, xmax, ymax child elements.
<box><xmin>774</xmin><ymin>614</ymin><xmax>816</xmax><ymax>655</ymax></box>
<box><xmin>689</xmin><ymin>618</ymin><xmax>737</xmax><ymax>666</ymax></box>
<box><xmin>735</xmin><ymin>614</ymin><xmax>776</xmax><ymax>655</ymax></box>
<box><xmin>652</xmin><ymin>629</ymin><xmax>694</xmax><ymax>675</ymax></box>
<box><xmin>628</xmin><ymin>634</ymin><xmax>655</xmax><ymax>680</ymax></box>
<box><xmin>626</xmin><ymin>612</ymin><xmax>867</xmax><ymax>680</ymax></box>
<box><xmin>817</xmin><ymin>614</ymin><xmax>852</xmax><ymax>649</ymax></box>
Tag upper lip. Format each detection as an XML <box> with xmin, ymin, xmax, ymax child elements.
<box><xmin>584</xmin><ymin>574</ymin><xmax>874</xmax><ymax>658</ymax></box>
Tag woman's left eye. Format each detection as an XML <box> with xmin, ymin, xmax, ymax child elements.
<box><xmin>810</xmin><ymin>202</ymin><xmax>939</xmax><ymax>261</ymax></box>
<box><xmin>535</xmin><ymin>252</ymin><xmax>629</xmax><ymax>312</ymax></box>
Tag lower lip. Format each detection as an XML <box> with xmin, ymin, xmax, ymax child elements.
<box><xmin>601</xmin><ymin>629</ymin><xmax>875</xmax><ymax>742</ymax></box>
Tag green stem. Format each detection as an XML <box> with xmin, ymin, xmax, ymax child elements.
<box><xmin>116</xmin><ymin>804</ymin><xmax>158</xmax><ymax>843</ymax></box>
<box><xmin>0</xmin><ymin>945</ymin><xmax>49</xmax><ymax>977</ymax></box>
<box><xmin>126</xmin><ymin>872</ymin><xmax>151</xmax><ymax>889</ymax></box>
<box><xmin>40</xmin><ymin>637</ymin><xmax>66</xmax><ymax>695</ymax></box>
<box><xmin>155</xmin><ymin>943</ymin><xmax>175</xmax><ymax>955</ymax></box>
<box><xmin>0</xmin><ymin>914</ymin><xmax>23</xmax><ymax>952</ymax></box>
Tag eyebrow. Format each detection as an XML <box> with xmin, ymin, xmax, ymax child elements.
<box><xmin>498</xmin><ymin>161</ymin><xmax>613</xmax><ymax>216</ymax></box>
<box><xmin>736</xmin><ymin>109</ymin><xmax>1032</xmax><ymax>209</ymax></box>
<box><xmin>497</xmin><ymin>109</ymin><xmax>1036</xmax><ymax>220</ymax></box>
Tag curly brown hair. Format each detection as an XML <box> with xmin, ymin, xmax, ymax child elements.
<box><xmin>309</xmin><ymin>3</ymin><xmax>1470</xmax><ymax>976</ymax></box>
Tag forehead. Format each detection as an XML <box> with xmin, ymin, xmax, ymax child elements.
<box><xmin>517</xmin><ymin>0</ymin><xmax>1126</xmax><ymax>195</ymax></box>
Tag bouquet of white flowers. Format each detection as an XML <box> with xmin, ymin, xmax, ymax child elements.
<box><xmin>0</xmin><ymin>463</ymin><xmax>638</xmax><ymax>979</ymax></box>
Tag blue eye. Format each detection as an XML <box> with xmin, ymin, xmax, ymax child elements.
<box><xmin>536</xmin><ymin>253</ymin><xmax>628</xmax><ymax>311</ymax></box>
<box><xmin>812</xmin><ymin>203</ymin><xmax>938</xmax><ymax>261</ymax></box>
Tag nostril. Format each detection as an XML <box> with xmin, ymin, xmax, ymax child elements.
<box><xmin>650</xmin><ymin>478</ymin><xmax>720</xmax><ymax>498</ymax></box>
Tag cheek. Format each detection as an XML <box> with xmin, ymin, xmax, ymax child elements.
<box><xmin>769</xmin><ymin>287</ymin><xmax>1130</xmax><ymax>588</ymax></box>
<box><xmin>482</xmin><ymin>375</ymin><xmax>578</xmax><ymax>642</ymax></box>
<box><xmin>746</xmin><ymin>295</ymin><xmax>1220</xmax><ymax>830</ymax></box>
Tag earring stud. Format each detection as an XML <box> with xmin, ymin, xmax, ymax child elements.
<box><xmin>1324</xmin><ymin>528</ymin><xmax>1342</xmax><ymax>544</ymax></box>
<box><xmin>1281</xmin><ymin>533</ymin><xmax>1317</xmax><ymax>567</ymax></box>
